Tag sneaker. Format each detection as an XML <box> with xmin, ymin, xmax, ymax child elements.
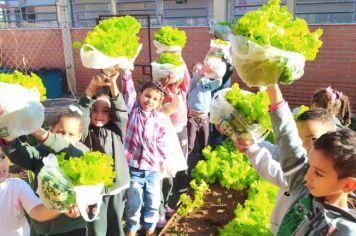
<box><xmin>165</xmin><ymin>206</ymin><xmax>176</xmax><ymax>218</ymax></box>
<box><xmin>156</xmin><ymin>217</ymin><xmax>167</xmax><ymax>228</ymax></box>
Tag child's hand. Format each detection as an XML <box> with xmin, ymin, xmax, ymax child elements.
<box><xmin>160</xmin><ymin>72</ymin><xmax>175</xmax><ymax>88</ymax></box>
<box><xmin>233</xmin><ymin>138</ymin><xmax>254</xmax><ymax>153</ymax></box>
<box><xmin>65</xmin><ymin>205</ymin><xmax>81</xmax><ymax>218</ymax></box>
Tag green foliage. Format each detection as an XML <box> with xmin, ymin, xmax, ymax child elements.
<box><xmin>293</xmin><ymin>105</ymin><xmax>310</xmax><ymax>120</ymax></box>
<box><xmin>192</xmin><ymin>139</ymin><xmax>259</xmax><ymax>190</ymax></box>
<box><xmin>156</xmin><ymin>52</ymin><xmax>184</xmax><ymax>66</ymax></box>
<box><xmin>213</xmin><ymin>39</ymin><xmax>230</xmax><ymax>46</ymax></box>
<box><xmin>154</xmin><ymin>26</ymin><xmax>187</xmax><ymax>48</ymax></box>
<box><xmin>225</xmin><ymin>83</ymin><xmax>272</xmax><ymax>131</ymax></box>
<box><xmin>219</xmin><ymin>180</ymin><xmax>278</xmax><ymax>236</ymax></box>
<box><xmin>232</xmin><ymin>0</ymin><xmax>323</xmax><ymax>61</ymax></box>
<box><xmin>57</xmin><ymin>151</ymin><xmax>115</xmax><ymax>187</ymax></box>
<box><xmin>0</xmin><ymin>71</ymin><xmax>46</xmax><ymax>101</ymax></box>
<box><xmin>74</xmin><ymin>16</ymin><xmax>141</xmax><ymax>58</ymax></box>
<box><xmin>177</xmin><ymin>179</ymin><xmax>210</xmax><ymax>216</ymax></box>
<box><xmin>217</xmin><ymin>21</ymin><xmax>232</xmax><ymax>27</ymax></box>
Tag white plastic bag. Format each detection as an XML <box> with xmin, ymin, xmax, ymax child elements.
<box><xmin>153</xmin><ymin>40</ymin><xmax>182</xmax><ymax>54</ymax></box>
<box><xmin>0</xmin><ymin>82</ymin><xmax>44</xmax><ymax>139</ymax></box>
<box><xmin>37</xmin><ymin>154</ymin><xmax>105</xmax><ymax>222</ymax></box>
<box><xmin>80</xmin><ymin>43</ymin><xmax>142</xmax><ymax>70</ymax></box>
<box><xmin>203</xmin><ymin>57</ymin><xmax>227</xmax><ymax>79</ymax></box>
<box><xmin>210</xmin><ymin>88</ymin><xmax>269</xmax><ymax>143</ymax></box>
<box><xmin>229</xmin><ymin>35</ymin><xmax>305</xmax><ymax>87</ymax></box>
<box><xmin>209</xmin><ymin>19</ymin><xmax>232</xmax><ymax>41</ymax></box>
<box><xmin>151</xmin><ymin>61</ymin><xmax>186</xmax><ymax>84</ymax></box>
<box><xmin>210</xmin><ymin>39</ymin><xmax>232</xmax><ymax>63</ymax></box>
<box><xmin>161</xmin><ymin>115</ymin><xmax>187</xmax><ymax>178</ymax></box>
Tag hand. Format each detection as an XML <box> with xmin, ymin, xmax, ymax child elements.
<box><xmin>233</xmin><ymin>138</ymin><xmax>254</xmax><ymax>153</ymax></box>
<box><xmin>160</xmin><ymin>72</ymin><xmax>175</xmax><ymax>88</ymax></box>
<box><xmin>65</xmin><ymin>205</ymin><xmax>81</xmax><ymax>218</ymax></box>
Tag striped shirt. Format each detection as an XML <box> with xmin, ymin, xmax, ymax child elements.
<box><xmin>121</xmin><ymin>70</ymin><xmax>168</xmax><ymax>171</ymax></box>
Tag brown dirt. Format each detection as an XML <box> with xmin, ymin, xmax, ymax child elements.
<box><xmin>159</xmin><ymin>184</ymin><xmax>247</xmax><ymax>236</ymax></box>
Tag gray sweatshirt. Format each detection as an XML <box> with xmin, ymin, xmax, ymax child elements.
<box><xmin>270</xmin><ymin>102</ymin><xmax>356</xmax><ymax>236</ymax></box>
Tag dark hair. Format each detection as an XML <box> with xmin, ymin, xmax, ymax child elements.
<box><xmin>312</xmin><ymin>87</ymin><xmax>351</xmax><ymax>126</ymax></box>
<box><xmin>139</xmin><ymin>81</ymin><xmax>166</xmax><ymax>98</ymax></box>
<box><xmin>313</xmin><ymin>128</ymin><xmax>356</xmax><ymax>179</ymax></box>
<box><xmin>51</xmin><ymin>107</ymin><xmax>85</xmax><ymax>134</ymax></box>
<box><xmin>297</xmin><ymin>108</ymin><xmax>334</xmax><ymax>126</ymax></box>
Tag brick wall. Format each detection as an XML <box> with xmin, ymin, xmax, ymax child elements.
<box><xmin>1</xmin><ymin>25</ymin><xmax>355</xmax><ymax>111</ymax></box>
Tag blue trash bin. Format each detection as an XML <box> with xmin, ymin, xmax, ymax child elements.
<box><xmin>38</xmin><ymin>69</ymin><xmax>62</xmax><ymax>98</ymax></box>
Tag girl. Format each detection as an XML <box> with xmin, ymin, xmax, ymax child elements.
<box><xmin>312</xmin><ymin>86</ymin><xmax>351</xmax><ymax>128</ymax></box>
<box><xmin>0</xmin><ymin>148</ymin><xmax>80</xmax><ymax>236</ymax></box>
<box><xmin>0</xmin><ymin>108</ymin><xmax>88</xmax><ymax>236</ymax></box>
<box><xmin>78</xmin><ymin>70</ymin><xmax>130</xmax><ymax>236</ymax></box>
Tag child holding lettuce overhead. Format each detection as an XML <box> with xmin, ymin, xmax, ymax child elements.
<box><xmin>78</xmin><ymin>68</ymin><xmax>130</xmax><ymax>236</ymax></box>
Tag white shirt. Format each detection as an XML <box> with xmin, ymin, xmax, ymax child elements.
<box><xmin>0</xmin><ymin>178</ymin><xmax>41</xmax><ymax>236</ymax></box>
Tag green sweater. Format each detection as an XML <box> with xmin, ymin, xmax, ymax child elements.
<box><xmin>3</xmin><ymin>133</ymin><xmax>87</xmax><ymax>235</ymax></box>
<box><xmin>79</xmin><ymin>93</ymin><xmax>130</xmax><ymax>195</ymax></box>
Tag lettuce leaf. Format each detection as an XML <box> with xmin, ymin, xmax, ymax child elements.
<box><xmin>233</xmin><ymin>0</ymin><xmax>323</xmax><ymax>61</ymax></box>
<box><xmin>156</xmin><ymin>52</ymin><xmax>184</xmax><ymax>66</ymax></box>
<box><xmin>154</xmin><ymin>26</ymin><xmax>187</xmax><ymax>48</ymax></box>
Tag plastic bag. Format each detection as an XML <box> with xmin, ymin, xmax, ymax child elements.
<box><xmin>210</xmin><ymin>88</ymin><xmax>269</xmax><ymax>143</ymax></box>
<box><xmin>151</xmin><ymin>61</ymin><xmax>186</xmax><ymax>84</ymax></box>
<box><xmin>229</xmin><ymin>35</ymin><xmax>305</xmax><ymax>87</ymax></box>
<box><xmin>80</xmin><ymin>43</ymin><xmax>142</xmax><ymax>70</ymax></box>
<box><xmin>37</xmin><ymin>154</ymin><xmax>76</xmax><ymax>213</ymax></box>
<box><xmin>37</xmin><ymin>154</ymin><xmax>104</xmax><ymax>222</ymax></box>
<box><xmin>153</xmin><ymin>40</ymin><xmax>182</xmax><ymax>54</ymax></box>
<box><xmin>161</xmin><ymin>115</ymin><xmax>188</xmax><ymax>178</ymax></box>
<box><xmin>203</xmin><ymin>57</ymin><xmax>226</xmax><ymax>79</ymax></box>
<box><xmin>0</xmin><ymin>82</ymin><xmax>44</xmax><ymax>139</ymax></box>
<box><xmin>209</xmin><ymin>19</ymin><xmax>232</xmax><ymax>41</ymax></box>
<box><xmin>210</xmin><ymin>39</ymin><xmax>232</xmax><ymax>63</ymax></box>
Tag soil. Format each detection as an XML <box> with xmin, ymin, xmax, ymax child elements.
<box><xmin>159</xmin><ymin>184</ymin><xmax>248</xmax><ymax>236</ymax></box>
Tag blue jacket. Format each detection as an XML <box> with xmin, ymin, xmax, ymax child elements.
<box><xmin>187</xmin><ymin>73</ymin><xmax>222</xmax><ymax>114</ymax></box>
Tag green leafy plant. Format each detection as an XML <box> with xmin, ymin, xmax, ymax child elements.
<box><xmin>57</xmin><ymin>151</ymin><xmax>115</xmax><ymax>187</ymax></box>
<box><xmin>225</xmin><ymin>83</ymin><xmax>272</xmax><ymax>131</ymax></box>
<box><xmin>293</xmin><ymin>105</ymin><xmax>310</xmax><ymax>120</ymax></box>
<box><xmin>154</xmin><ymin>26</ymin><xmax>187</xmax><ymax>48</ymax></box>
<box><xmin>0</xmin><ymin>71</ymin><xmax>46</xmax><ymax>101</ymax></box>
<box><xmin>73</xmin><ymin>16</ymin><xmax>141</xmax><ymax>59</ymax></box>
<box><xmin>213</xmin><ymin>39</ymin><xmax>230</xmax><ymax>46</ymax></box>
<box><xmin>233</xmin><ymin>0</ymin><xmax>323</xmax><ymax>61</ymax></box>
<box><xmin>177</xmin><ymin>179</ymin><xmax>210</xmax><ymax>216</ymax></box>
<box><xmin>217</xmin><ymin>21</ymin><xmax>232</xmax><ymax>27</ymax></box>
<box><xmin>156</xmin><ymin>52</ymin><xmax>184</xmax><ymax>66</ymax></box>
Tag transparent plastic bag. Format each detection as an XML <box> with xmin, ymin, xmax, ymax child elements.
<box><xmin>229</xmin><ymin>35</ymin><xmax>305</xmax><ymax>87</ymax></box>
<box><xmin>210</xmin><ymin>39</ymin><xmax>232</xmax><ymax>63</ymax></box>
<box><xmin>80</xmin><ymin>43</ymin><xmax>142</xmax><ymax>70</ymax></box>
<box><xmin>37</xmin><ymin>154</ymin><xmax>76</xmax><ymax>213</ymax></box>
<box><xmin>209</xmin><ymin>19</ymin><xmax>232</xmax><ymax>41</ymax></box>
<box><xmin>210</xmin><ymin>88</ymin><xmax>269</xmax><ymax>143</ymax></box>
<box><xmin>151</xmin><ymin>61</ymin><xmax>186</xmax><ymax>84</ymax></box>
<box><xmin>153</xmin><ymin>40</ymin><xmax>182</xmax><ymax>54</ymax></box>
<box><xmin>203</xmin><ymin>57</ymin><xmax>227</xmax><ymax>79</ymax></box>
<box><xmin>161</xmin><ymin>115</ymin><xmax>187</xmax><ymax>178</ymax></box>
<box><xmin>0</xmin><ymin>82</ymin><xmax>44</xmax><ymax>139</ymax></box>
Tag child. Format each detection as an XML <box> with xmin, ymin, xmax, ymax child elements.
<box><xmin>232</xmin><ymin>108</ymin><xmax>336</xmax><ymax>234</ymax></box>
<box><xmin>266</xmin><ymin>84</ymin><xmax>356</xmax><ymax>235</ymax></box>
<box><xmin>0</xmin><ymin>110</ymin><xmax>88</xmax><ymax>235</ymax></box>
<box><xmin>312</xmin><ymin>86</ymin><xmax>351</xmax><ymax>128</ymax></box>
<box><xmin>78</xmin><ymin>70</ymin><xmax>130</xmax><ymax>236</ymax></box>
<box><xmin>187</xmin><ymin>62</ymin><xmax>222</xmax><ymax>171</ymax></box>
<box><xmin>120</xmin><ymin>69</ymin><xmax>169</xmax><ymax>236</ymax></box>
<box><xmin>0</xmin><ymin>148</ymin><xmax>80</xmax><ymax>236</ymax></box>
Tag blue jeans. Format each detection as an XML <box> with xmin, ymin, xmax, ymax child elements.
<box><xmin>125</xmin><ymin>167</ymin><xmax>161</xmax><ymax>233</ymax></box>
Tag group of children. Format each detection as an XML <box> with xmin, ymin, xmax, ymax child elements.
<box><xmin>1</xmin><ymin>53</ymin><xmax>355</xmax><ymax>236</ymax></box>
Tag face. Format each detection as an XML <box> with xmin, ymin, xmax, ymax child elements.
<box><xmin>138</xmin><ymin>88</ymin><xmax>162</xmax><ymax>112</ymax></box>
<box><xmin>91</xmin><ymin>100</ymin><xmax>110</xmax><ymax>127</ymax></box>
<box><xmin>52</xmin><ymin>117</ymin><xmax>82</xmax><ymax>144</ymax></box>
<box><xmin>304</xmin><ymin>149</ymin><xmax>346</xmax><ymax>201</ymax></box>
<box><xmin>0</xmin><ymin>150</ymin><xmax>9</xmax><ymax>183</ymax></box>
<box><xmin>297</xmin><ymin>120</ymin><xmax>335</xmax><ymax>153</ymax></box>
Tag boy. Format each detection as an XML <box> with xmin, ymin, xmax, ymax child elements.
<box><xmin>232</xmin><ymin>107</ymin><xmax>336</xmax><ymax>233</ymax></box>
<box><xmin>120</xmin><ymin>70</ymin><xmax>169</xmax><ymax>236</ymax></box>
<box><xmin>266</xmin><ymin>84</ymin><xmax>356</xmax><ymax>235</ymax></box>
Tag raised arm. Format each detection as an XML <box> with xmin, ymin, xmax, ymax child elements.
<box><xmin>120</xmin><ymin>70</ymin><xmax>136</xmax><ymax>111</ymax></box>
<box><xmin>266</xmin><ymin>85</ymin><xmax>307</xmax><ymax>194</ymax></box>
